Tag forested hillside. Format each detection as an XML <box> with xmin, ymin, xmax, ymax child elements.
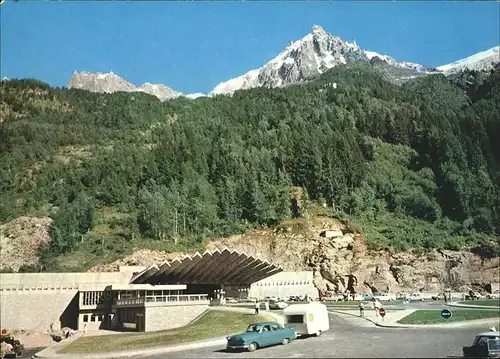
<box><xmin>1</xmin><ymin>62</ymin><xmax>499</xmax><ymax>272</ymax></box>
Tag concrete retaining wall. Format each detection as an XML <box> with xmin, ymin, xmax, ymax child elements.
<box><xmin>0</xmin><ymin>290</ymin><xmax>79</xmax><ymax>331</ymax></box>
<box><xmin>0</xmin><ymin>272</ymin><xmax>132</xmax><ymax>332</ymax></box>
<box><xmin>0</xmin><ymin>272</ymin><xmax>130</xmax><ymax>290</ymax></box>
<box><xmin>144</xmin><ymin>305</ymin><xmax>209</xmax><ymax>332</ymax></box>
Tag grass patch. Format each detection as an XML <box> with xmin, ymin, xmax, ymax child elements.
<box><xmin>397</xmin><ymin>309</ymin><xmax>500</xmax><ymax>325</ymax></box>
<box><xmin>458</xmin><ymin>299</ymin><xmax>500</xmax><ymax>307</ymax></box>
<box><xmin>59</xmin><ymin>310</ymin><xmax>271</xmax><ymax>354</ymax></box>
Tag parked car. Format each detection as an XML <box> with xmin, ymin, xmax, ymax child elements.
<box><xmin>463</xmin><ymin>331</ymin><xmax>500</xmax><ymax>358</ymax></box>
<box><xmin>408</xmin><ymin>293</ymin><xmax>424</xmax><ymax>301</ymax></box>
<box><xmin>363</xmin><ymin>294</ymin><xmax>374</xmax><ymax>301</ymax></box>
<box><xmin>225</xmin><ymin>297</ymin><xmax>238</xmax><ymax>304</ymax></box>
<box><xmin>487</xmin><ymin>292</ymin><xmax>500</xmax><ymax>299</ymax></box>
<box><xmin>269</xmin><ymin>300</ymin><xmax>288</xmax><ymax>310</ymax></box>
<box><xmin>283</xmin><ymin>303</ymin><xmax>330</xmax><ymax>337</ymax></box>
<box><xmin>373</xmin><ymin>292</ymin><xmax>396</xmax><ymax>302</ymax></box>
<box><xmin>226</xmin><ymin>322</ymin><xmax>296</xmax><ymax>352</ymax></box>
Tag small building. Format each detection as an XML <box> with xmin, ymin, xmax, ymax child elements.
<box><xmin>319</xmin><ymin>229</ymin><xmax>343</xmax><ymax>238</ymax></box>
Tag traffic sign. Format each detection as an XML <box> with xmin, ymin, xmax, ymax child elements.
<box><xmin>379</xmin><ymin>308</ymin><xmax>386</xmax><ymax>317</ymax></box>
<box><xmin>441</xmin><ymin>309</ymin><xmax>452</xmax><ymax>320</ymax></box>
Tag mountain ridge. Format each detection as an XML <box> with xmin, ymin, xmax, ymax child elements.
<box><xmin>65</xmin><ymin>25</ymin><xmax>499</xmax><ymax>99</ymax></box>
<box><xmin>68</xmin><ymin>71</ymin><xmax>189</xmax><ymax>102</ymax></box>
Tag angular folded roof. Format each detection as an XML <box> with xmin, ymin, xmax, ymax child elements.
<box><xmin>129</xmin><ymin>248</ymin><xmax>283</xmax><ymax>286</ymax></box>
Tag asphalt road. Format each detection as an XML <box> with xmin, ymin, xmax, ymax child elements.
<box><xmin>138</xmin><ymin>312</ymin><xmax>497</xmax><ymax>359</ymax></box>
<box><xmin>231</xmin><ymin>299</ymin><xmax>459</xmax><ymax>311</ymax></box>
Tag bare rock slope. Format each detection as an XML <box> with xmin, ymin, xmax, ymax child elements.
<box><xmin>0</xmin><ymin>216</ymin><xmax>52</xmax><ymax>272</ymax></box>
<box><xmin>89</xmin><ymin>215</ymin><xmax>499</xmax><ymax>294</ymax></box>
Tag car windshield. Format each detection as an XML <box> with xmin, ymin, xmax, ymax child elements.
<box><xmin>488</xmin><ymin>339</ymin><xmax>500</xmax><ymax>351</ymax></box>
<box><xmin>246</xmin><ymin>324</ymin><xmax>263</xmax><ymax>332</ymax></box>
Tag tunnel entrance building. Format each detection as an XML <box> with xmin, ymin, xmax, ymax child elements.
<box><xmin>129</xmin><ymin>248</ymin><xmax>284</xmax><ymax>300</ymax></box>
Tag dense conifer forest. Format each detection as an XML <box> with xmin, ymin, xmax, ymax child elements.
<box><xmin>1</xmin><ymin>62</ymin><xmax>499</xmax><ymax>271</ymax></box>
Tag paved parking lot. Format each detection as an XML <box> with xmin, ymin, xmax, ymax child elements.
<box><xmin>139</xmin><ymin>312</ymin><xmax>497</xmax><ymax>358</ymax></box>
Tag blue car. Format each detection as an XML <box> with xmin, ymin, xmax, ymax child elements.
<box><xmin>226</xmin><ymin>321</ymin><xmax>296</xmax><ymax>352</ymax></box>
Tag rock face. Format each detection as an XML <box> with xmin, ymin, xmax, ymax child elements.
<box><xmin>68</xmin><ymin>71</ymin><xmax>137</xmax><ymax>93</ymax></box>
<box><xmin>210</xmin><ymin>25</ymin><xmax>435</xmax><ymax>96</ymax></box>
<box><xmin>89</xmin><ymin>215</ymin><xmax>499</xmax><ymax>295</ymax></box>
<box><xmin>0</xmin><ymin>216</ymin><xmax>52</xmax><ymax>272</ymax></box>
<box><xmin>138</xmin><ymin>83</ymin><xmax>182</xmax><ymax>101</ymax></box>
<box><xmin>68</xmin><ymin>71</ymin><xmax>182</xmax><ymax>102</ymax></box>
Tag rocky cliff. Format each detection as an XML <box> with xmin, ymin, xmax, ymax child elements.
<box><xmin>68</xmin><ymin>71</ymin><xmax>182</xmax><ymax>101</ymax></box>
<box><xmin>89</xmin><ymin>215</ymin><xmax>499</xmax><ymax>294</ymax></box>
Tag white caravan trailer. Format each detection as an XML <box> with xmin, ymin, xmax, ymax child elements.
<box><xmin>283</xmin><ymin>302</ymin><xmax>330</xmax><ymax>337</ymax></box>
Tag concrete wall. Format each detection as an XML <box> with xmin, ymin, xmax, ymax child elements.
<box><xmin>0</xmin><ymin>272</ymin><xmax>131</xmax><ymax>332</ymax></box>
<box><xmin>0</xmin><ymin>272</ymin><xmax>130</xmax><ymax>291</ymax></box>
<box><xmin>249</xmin><ymin>271</ymin><xmax>318</xmax><ymax>300</ymax></box>
<box><xmin>144</xmin><ymin>304</ymin><xmax>209</xmax><ymax>332</ymax></box>
<box><xmin>0</xmin><ymin>289</ymin><xmax>78</xmax><ymax>331</ymax></box>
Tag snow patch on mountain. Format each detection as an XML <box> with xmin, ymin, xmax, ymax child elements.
<box><xmin>211</xmin><ymin>69</ymin><xmax>260</xmax><ymax>96</ymax></box>
<box><xmin>437</xmin><ymin>46</ymin><xmax>500</xmax><ymax>75</ymax></box>
<box><xmin>365</xmin><ymin>51</ymin><xmax>435</xmax><ymax>73</ymax></box>
<box><xmin>184</xmin><ymin>93</ymin><xmax>207</xmax><ymax>99</ymax></box>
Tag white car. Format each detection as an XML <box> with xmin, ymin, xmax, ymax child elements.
<box><xmin>408</xmin><ymin>293</ymin><xmax>424</xmax><ymax>301</ymax></box>
<box><xmin>269</xmin><ymin>300</ymin><xmax>288</xmax><ymax>310</ymax></box>
<box><xmin>374</xmin><ymin>293</ymin><xmax>396</xmax><ymax>302</ymax></box>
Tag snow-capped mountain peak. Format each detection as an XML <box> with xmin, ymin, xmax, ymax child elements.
<box><xmin>210</xmin><ymin>25</ymin><xmax>368</xmax><ymax>96</ymax></box>
<box><xmin>437</xmin><ymin>46</ymin><xmax>500</xmax><ymax>75</ymax></box>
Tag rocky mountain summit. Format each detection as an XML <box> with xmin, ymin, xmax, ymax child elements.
<box><xmin>68</xmin><ymin>71</ymin><xmax>182</xmax><ymax>101</ymax></box>
<box><xmin>210</xmin><ymin>25</ymin><xmax>438</xmax><ymax>96</ymax></box>
<box><xmin>68</xmin><ymin>71</ymin><xmax>137</xmax><ymax>93</ymax></box>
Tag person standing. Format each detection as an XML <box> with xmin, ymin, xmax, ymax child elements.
<box><xmin>254</xmin><ymin>300</ymin><xmax>260</xmax><ymax>315</ymax></box>
<box><xmin>359</xmin><ymin>301</ymin><xmax>365</xmax><ymax>317</ymax></box>
<box><xmin>374</xmin><ymin>299</ymin><xmax>381</xmax><ymax>317</ymax></box>
<box><xmin>265</xmin><ymin>300</ymin><xmax>270</xmax><ymax>312</ymax></box>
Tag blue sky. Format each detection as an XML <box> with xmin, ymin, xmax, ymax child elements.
<box><xmin>1</xmin><ymin>2</ymin><xmax>499</xmax><ymax>94</ymax></box>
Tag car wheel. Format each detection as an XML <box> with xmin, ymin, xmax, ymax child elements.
<box><xmin>315</xmin><ymin>331</ymin><xmax>322</xmax><ymax>337</ymax></box>
<box><xmin>282</xmin><ymin>338</ymin><xmax>290</xmax><ymax>345</ymax></box>
<box><xmin>248</xmin><ymin>342</ymin><xmax>258</xmax><ymax>352</ymax></box>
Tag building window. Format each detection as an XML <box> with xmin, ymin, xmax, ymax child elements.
<box><xmin>83</xmin><ymin>315</ymin><xmax>88</xmax><ymax>323</ymax></box>
<box><xmin>98</xmin><ymin>315</ymin><xmax>103</xmax><ymax>322</ymax></box>
<box><xmin>91</xmin><ymin>315</ymin><xmax>96</xmax><ymax>322</ymax></box>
